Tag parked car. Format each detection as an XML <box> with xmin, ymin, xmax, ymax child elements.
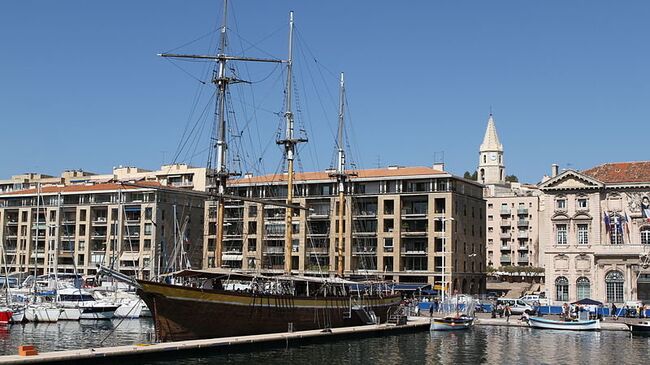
<box><xmin>520</xmin><ymin>295</ymin><xmax>550</xmax><ymax>306</ymax></box>
<box><xmin>496</xmin><ymin>298</ymin><xmax>536</xmax><ymax>315</ymax></box>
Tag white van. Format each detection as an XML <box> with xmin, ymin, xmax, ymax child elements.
<box><xmin>496</xmin><ymin>298</ymin><xmax>535</xmax><ymax>315</ymax></box>
<box><xmin>520</xmin><ymin>295</ymin><xmax>550</xmax><ymax>306</ymax></box>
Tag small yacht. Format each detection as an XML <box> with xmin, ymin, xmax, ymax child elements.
<box><xmin>56</xmin><ymin>288</ymin><xmax>119</xmax><ymax>320</ymax></box>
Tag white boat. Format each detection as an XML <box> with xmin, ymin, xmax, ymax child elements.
<box><xmin>56</xmin><ymin>288</ymin><xmax>119</xmax><ymax>320</ymax></box>
<box><xmin>24</xmin><ymin>303</ymin><xmax>61</xmax><ymax>322</ymax></box>
<box><xmin>528</xmin><ymin>317</ymin><xmax>600</xmax><ymax>331</ymax></box>
<box><xmin>9</xmin><ymin>305</ymin><xmax>24</xmax><ymax>323</ymax></box>
<box><xmin>627</xmin><ymin>321</ymin><xmax>650</xmax><ymax>334</ymax></box>
<box><xmin>114</xmin><ymin>299</ymin><xmax>143</xmax><ymax>318</ymax></box>
<box><xmin>430</xmin><ymin>315</ymin><xmax>474</xmax><ymax>331</ymax></box>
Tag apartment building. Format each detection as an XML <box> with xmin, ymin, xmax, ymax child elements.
<box><xmin>485</xmin><ymin>185</ymin><xmax>540</xmax><ymax>268</ymax></box>
<box><xmin>0</xmin><ymin>164</ymin><xmax>207</xmax><ymax>280</ymax></box>
<box><xmin>539</xmin><ymin>162</ymin><xmax>650</xmax><ymax>304</ymax></box>
<box><xmin>204</xmin><ymin>165</ymin><xmax>487</xmax><ymax>294</ymax></box>
<box><xmin>478</xmin><ymin>113</ymin><xmax>542</xmax><ymax>269</ymax></box>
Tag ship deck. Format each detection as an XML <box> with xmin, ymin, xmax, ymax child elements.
<box><xmin>0</xmin><ymin>318</ymin><xmax>431</xmax><ymax>364</ymax></box>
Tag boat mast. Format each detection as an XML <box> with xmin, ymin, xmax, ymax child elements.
<box><xmin>277</xmin><ymin>11</ymin><xmax>306</xmax><ymax>274</ymax></box>
<box><xmin>159</xmin><ymin>0</ymin><xmax>284</xmax><ymax>268</ymax></box>
<box><xmin>329</xmin><ymin>73</ymin><xmax>354</xmax><ymax>276</ymax></box>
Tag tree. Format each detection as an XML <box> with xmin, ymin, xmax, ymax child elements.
<box><xmin>505</xmin><ymin>175</ymin><xmax>519</xmax><ymax>183</ymax></box>
<box><xmin>463</xmin><ymin>171</ymin><xmax>478</xmax><ymax>181</ymax></box>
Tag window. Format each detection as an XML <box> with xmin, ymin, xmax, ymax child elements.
<box><xmin>606</xmin><ymin>271</ymin><xmax>624</xmax><ymax>303</ymax></box>
<box><xmin>576</xmin><ymin>277</ymin><xmax>590</xmax><ymax>300</ymax></box>
<box><xmin>577</xmin><ymin>224</ymin><xmax>589</xmax><ymax>245</ymax></box>
<box><xmin>641</xmin><ymin>227</ymin><xmax>650</xmax><ymax>245</ymax></box>
<box><xmin>609</xmin><ymin>214</ymin><xmax>623</xmax><ymax>245</ymax></box>
<box><xmin>556</xmin><ymin>199</ymin><xmax>567</xmax><ymax>210</ymax></box>
<box><xmin>384</xmin><ymin>238</ymin><xmax>394</xmax><ymax>253</ymax></box>
<box><xmin>556</xmin><ymin>276</ymin><xmax>569</xmax><ymax>302</ymax></box>
<box><xmin>556</xmin><ymin>224</ymin><xmax>568</xmax><ymax>245</ymax></box>
<box><xmin>577</xmin><ymin>198</ymin><xmax>588</xmax><ymax>210</ymax></box>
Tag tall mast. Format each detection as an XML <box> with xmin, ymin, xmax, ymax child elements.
<box><xmin>329</xmin><ymin>73</ymin><xmax>354</xmax><ymax>276</ymax></box>
<box><xmin>277</xmin><ymin>11</ymin><xmax>307</xmax><ymax>274</ymax></box>
<box><xmin>159</xmin><ymin>0</ymin><xmax>284</xmax><ymax>268</ymax></box>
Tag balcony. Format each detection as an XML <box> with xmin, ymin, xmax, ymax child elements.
<box><xmin>500</xmin><ymin>208</ymin><xmax>511</xmax><ymax>216</ymax></box>
<box><xmin>499</xmin><ymin>232</ymin><xmax>511</xmax><ymax>240</ymax></box>
<box><xmin>352</xmin><ymin>245</ymin><xmax>377</xmax><ymax>255</ymax></box>
<box><xmin>517</xmin><ymin>219</ymin><xmax>529</xmax><ymax>227</ymax></box>
<box><xmin>517</xmin><ymin>208</ymin><xmax>529</xmax><ymax>215</ymax></box>
<box><xmin>306</xmin><ymin>247</ymin><xmax>329</xmax><ymax>255</ymax></box>
<box><xmin>400</xmin><ymin>245</ymin><xmax>427</xmax><ymax>255</ymax></box>
<box><xmin>500</xmin><ymin>255</ymin><xmax>511</xmax><ymax>264</ymax></box>
<box><xmin>264</xmin><ymin>247</ymin><xmax>284</xmax><ymax>255</ymax></box>
<box><xmin>170</xmin><ymin>180</ymin><xmax>194</xmax><ymax>188</ymax></box>
<box><xmin>500</xmin><ymin>244</ymin><xmax>511</xmax><ymax>251</ymax></box>
<box><xmin>92</xmin><ymin>217</ymin><xmax>108</xmax><ymax>225</ymax></box>
<box><xmin>517</xmin><ymin>231</ymin><xmax>529</xmax><ymax>239</ymax></box>
<box><xmin>518</xmin><ymin>245</ymin><xmax>529</xmax><ymax>251</ymax></box>
<box><xmin>518</xmin><ymin>255</ymin><xmax>529</xmax><ymax>264</ymax></box>
<box><xmin>500</xmin><ymin>219</ymin><xmax>511</xmax><ymax>227</ymax></box>
<box><xmin>400</xmin><ymin>220</ymin><xmax>427</xmax><ymax>236</ymax></box>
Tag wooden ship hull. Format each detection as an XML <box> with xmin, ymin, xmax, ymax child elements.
<box><xmin>137</xmin><ymin>280</ymin><xmax>401</xmax><ymax>342</ymax></box>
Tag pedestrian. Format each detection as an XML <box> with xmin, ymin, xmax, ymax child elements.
<box><xmin>611</xmin><ymin>303</ymin><xmax>618</xmax><ymax>320</ymax></box>
<box><xmin>429</xmin><ymin>303</ymin><xmax>434</xmax><ymax>317</ymax></box>
<box><xmin>505</xmin><ymin>305</ymin><xmax>512</xmax><ymax>323</ymax></box>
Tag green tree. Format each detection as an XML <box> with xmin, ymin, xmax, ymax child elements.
<box><xmin>505</xmin><ymin>175</ymin><xmax>519</xmax><ymax>183</ymax></box>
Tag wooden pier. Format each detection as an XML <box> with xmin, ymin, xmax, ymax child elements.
<box><xmin>0</xmin><ymin>318</ymin><xmax>431</xmax><ymax>364</ymax></box>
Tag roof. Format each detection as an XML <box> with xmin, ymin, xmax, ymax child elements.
<box><xmin>582</xmin><ymin>161</ymin><xmax>650</xmax><ymax>184</ymax></box>
<box><xmin>231</xmin><ymin>166</ymin><xmax>446</xmax><ymax>185</ymax></box>
<box><xmin>0</xmin><ymin>181</ymin><xmax>161</xmax><ymax>197</ymax></box>
<box><xmin>480</xmin><ymin>113</ymin><xmax>503</xmax><ymax>152</ymax></box>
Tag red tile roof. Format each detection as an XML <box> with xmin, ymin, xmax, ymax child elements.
<box><xmin>582</xmin><ymin>161</ymin><xmax>650</xmax><ymax>184</ymax></box>
<box><xmin>1</xmin><ymin>181</ymin><xmax>162</xmax><ymax>196</ymax></box>
<box><xmin>230</xmin><ymin>166</ymin><xmax>446</xmax><ymax>185</ymax></box>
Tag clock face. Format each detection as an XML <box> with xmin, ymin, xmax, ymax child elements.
<box><xmin>490</xmin><ymin>152</ymin><xmax>497</xmax><ymax>161</ymax></box>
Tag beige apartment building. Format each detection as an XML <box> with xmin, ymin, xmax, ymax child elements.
<box><xmin>539</xmin><ymin>161</ymin><xmax>650</xmax><ymax>304</ymax></box>
<box><xmin>0</xmin><ymin>164</ymin><xmax>207</xmax><ymax>279</ymax></box>
<box><xmin>478</xmin><ymin>113</ymin><xmax>542</xmax><ymax>269</ymax></box>
<box><xmin>203</xmin><ymin>165</ymin><xmax>487</xmax><ymax>294</ymax></box>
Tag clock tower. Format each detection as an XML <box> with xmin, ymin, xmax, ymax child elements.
<box><xmin>477</xmin><ymin>113</ymin><xmax>505</xmax><ymax>185</ymax></box>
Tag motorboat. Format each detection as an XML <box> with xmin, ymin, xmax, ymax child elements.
<box><xmin>626</xmin><ymin>321</ymin><xmax>650</xmax><ymax>334</ymax></box>
<box><xmin>430</xmin><ymin>315</ymin><xmax>474</xmax><ymax>331</ymax></box>
<box><xmin>56</xmin><ymin>288</ymin><xmax>119</xmax><ymax>320</ymax></box>
<box><xmin>528</xmin><ymin>317</ymin><xmax>600</xmax><ymax>331</ymax></box>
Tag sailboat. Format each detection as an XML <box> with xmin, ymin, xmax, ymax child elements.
<box><xmin>130</xmin><ymin>2</ymin><xmax>401</xmax><ymax>342</ymax></box>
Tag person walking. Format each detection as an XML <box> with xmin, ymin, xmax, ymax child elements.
<box><xmin>611</xmin><ymin>303</ymin><xmax>618</xmax><ymax>320</ymax></box>
<box><xmin>505</xmin><ymin>305</ymin><xmax>512</xmax><ymax>323</ymax></box>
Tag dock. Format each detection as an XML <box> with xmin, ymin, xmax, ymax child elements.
<box><xmin>0</xmin><ymin>318</ymin><xmax>431</xmax><ymax>364</ymax></box>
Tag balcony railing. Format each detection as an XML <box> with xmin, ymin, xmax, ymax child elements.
<box><xmin>500</xmin><ymin>208</ymin><xmax>511</xmax><ymax>215</ymax></box>
<box><xmin>500</xmin><ymin>219</ymin><xmax>511</xmax><ymax>227</ymax></box>
<box><xmin>517</xmin><ymin>208</ymin><xmax>529</xmax><ymax>215</ymax></box>
<box><xmin>264</xmin><ymin>247</ymin><xmax>284</xmax><ymax>254</ymax></box>
<box><xmin>517</xmin><ymin>220</ymin><xmax>529</xmax><ymax>227</ymax></box>
<box><xmin>400</xmin><ymin>246</ymin><xmax>427</xmax><ymax>254</ymax></box>
<box><xmin>352</xmin><ymin>245</ymin><xmax>377</xmax><ymax>255</ymax></box>
<box><xmin>500</xmin><ymin>244</ymin><xmax>511</xmax><ymax>251</ymax></box>
<box><xmin>517</xmin><ymin>232</ymin><xmax>529</xmax><ymax>239</ymax></box>
<box><xmin>499</xmin><ymin>232</ymin><xmax>511</xmax><ymax>239</ymax></box>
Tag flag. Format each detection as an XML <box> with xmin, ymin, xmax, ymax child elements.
<box><xmin>624</xmin><ymin>212</ymin><xmax>631</xmax><ymax>237</ymax></box>
<box><xmin>604</xmin><ymin>212</ymin><xmax>610</xmax><ymax>233</ymax></box>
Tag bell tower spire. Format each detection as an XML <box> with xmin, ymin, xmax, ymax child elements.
<box><xmin>477</xmin><ymin>113</ymin><xmax>505</xmax><ymax>185</ymax></box>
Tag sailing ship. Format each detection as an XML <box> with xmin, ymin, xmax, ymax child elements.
<box><xmin>131</xmin><ymin>1</ymin><xmax>401</xmax><ymax>342</ymax></box>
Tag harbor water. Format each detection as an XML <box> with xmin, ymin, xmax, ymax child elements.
<box><xmin>1</xmin><ymin>319</ymin><xmax>650</xmax><ymax>364</ymax></box>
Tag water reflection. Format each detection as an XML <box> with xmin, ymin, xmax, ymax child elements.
<box><xmin>1</xmin><ymin>321</ymin><xmax>650</xmax><ymax>364</ymax></box>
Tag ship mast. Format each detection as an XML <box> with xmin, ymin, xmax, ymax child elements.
<box><xmin>277</xmin><ymin>12</ymin><xmax>306</xmax><ymax>274</ymax></box>
<box><xmin>329</xmin><ymin>73</ymin><xmax>355</xmax><ymax>276</ymax></box>
<box><xmin>159</xmin><ymin>0</ymin><xmax>285</xmax><ymax>268</ymax></box>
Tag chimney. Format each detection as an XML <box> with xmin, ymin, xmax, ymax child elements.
<box><xmin>432</xmin><ymin>163</ymin><xmax>445</xmax><ymax>171</ymax></box>
<box><xmin>551</xmin><ymin>164</ymin><xmax>559</xmax><ymax>178</ymax></box>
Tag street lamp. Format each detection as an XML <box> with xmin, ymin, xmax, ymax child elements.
<box><xmin>438</xmin><ymin>217</ymin><xmax>454</xmax><ymax>305</ymax></box>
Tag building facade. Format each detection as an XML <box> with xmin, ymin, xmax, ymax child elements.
<box><xmin>204</xmin><ymin>165</ymin><xmax>487</xmax><ymax>294</ymax></box>
<box><xmin>485</xmin><ymin>185</ymin><xmax>540</xmax><ymax>268</ymax></box>
<box><xmin>0</xmin><ymin>164</ymin><xmax>207</xmax><ymax>280</ymax></box>
<box><xmin>539</xmin><ymin>162</ymin><xmax>650</xmax><ymax>304</ymax></box>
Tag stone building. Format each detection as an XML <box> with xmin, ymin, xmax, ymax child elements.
<box><xmin>539</xmin><ymin>161</ymin><xmax>650</xmax><ymax>304</ymax></box>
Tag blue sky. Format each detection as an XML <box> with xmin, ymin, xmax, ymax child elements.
<box><xmin>1</xmin><ymin>1</ymin><xmax>649</xmax><ymax>184</ymax></box>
